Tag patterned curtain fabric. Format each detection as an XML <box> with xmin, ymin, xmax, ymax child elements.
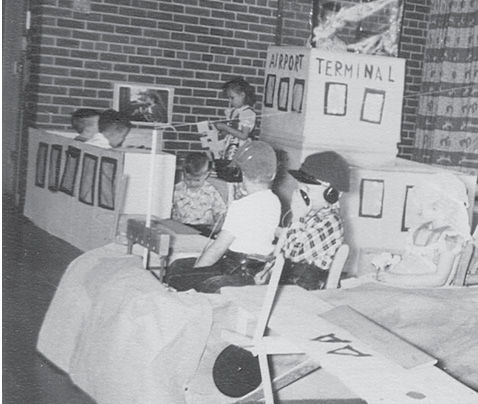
<box><xmin>411</xmin><ymin>1</ymin><xmax>478</xmax><ymax>175</ymax></box>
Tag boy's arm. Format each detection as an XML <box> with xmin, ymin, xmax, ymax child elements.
<box><xmin>377</xmin><ymin>251</ymin><xmax>456</xmax><ymax>287</ymax></box>
<box><xmin>215</xmin><ymin>123</ymin><xmax>250</xmax><ymax>140</ymax></box>
<box><xmin>194</xmin><ymin>230</ymin><xmax>235</xmax><ymax>267</ymax></box>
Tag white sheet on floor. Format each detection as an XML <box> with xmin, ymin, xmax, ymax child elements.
<box><xmin>37</xmin><ymin>244</ymin><xmax>215</xmax><ymax>404</ymax></box>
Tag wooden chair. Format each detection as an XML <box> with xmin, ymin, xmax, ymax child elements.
<box><xmin>452</xmin><ymin>241</ymin><xmax>475</xmax><ymax>286</ymax></box>
<box><xmin>325</xmin><ymin>244</ymin><xmax>350</xmax><ymax>289</ymax></box>
<box><xmin>126</xmin><ymin>219</ymin><xmax>171</xmax><ymax>282</ymax></box>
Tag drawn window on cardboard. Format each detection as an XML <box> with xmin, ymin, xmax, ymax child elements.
<box><xmin>59</xmin><ymin>146</ymin><xmax>81</xmax><ymax>196</ymax></box>
<box><xmin>324</xmin><ymin>82</ymin><xmax>347</xmax><ymax>116</ymax></box>
<box><xmin>79</xmin><ymin>153</ymin><xmax>98</xmax><ymax>206</ymax></box>
<box><xmin>359</xmin><ymin>179</ymin><xmax>384</xmax><ymax>218</ymax></box>
<box><xmin>98</xmin><ymin>157</ymin><xmax>117</xmax><ymax>210</ymax></box>
<box><xmin>291</xmin><ymin>79</ymin><xmax>305</xmax><ymax>113</ymax></box>
<box><xmin>361</xmin><ymin>88</ymin><xmax>385</xmax><ymax>124</ymax></box>
<box><xmin>48</xmin><ymin>145</ymin><xmax>62</xmax><ymax>191</ymax></box>
<box><xmin>401</xmin><ymin>185</ymin><xmax>416</xmax><ymax>232</ymax></box>
<box><xmin>264</xmin><ymin>74</ymin><xmax>276</xmax><ymax>108</ymax></box>
<box><xmin>278</xmin><ymin>78</ymin><xmax>290</xmax><ymax>111</ymax></box>
<box><xmin>35</xmin><ymin>142</ymin><xmax>49</xmax><ymax>188</ymax></box>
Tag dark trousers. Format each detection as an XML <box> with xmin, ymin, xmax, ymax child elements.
<box><xmin>279</xmin><ymin>260</ymin><xmax>330</xmax><ymax>291</ymax></box>
<box><xmin>165</xmin><ymin>250</ymin><xmax>267</xmax><ymax>293</ymax></box>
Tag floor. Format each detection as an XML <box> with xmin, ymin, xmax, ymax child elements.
<box><xmin>3</xmin><ymin>195</ymin><xmax>96</xmax><ymax>404</ymax></box>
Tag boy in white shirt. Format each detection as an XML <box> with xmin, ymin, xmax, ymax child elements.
<box><xmin>85</xmin><ymin>109</ymin><xmax>131</xmax><ymax>149</ymax></box>
<box><xmin>166</xmin><ymin>141</ymin><xmax>281</xmax><ymax>293</ymax></box>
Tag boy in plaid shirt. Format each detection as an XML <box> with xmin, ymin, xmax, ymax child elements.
<box><xmin>280</xmin><ymin>151</ymin><xmax>350</xmax><ymax>290</ymax></box>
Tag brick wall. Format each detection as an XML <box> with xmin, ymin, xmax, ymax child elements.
<box><xmin>397</xmin><ymin>0</ymin><xmax>431</xmax><ymax>159</ymax></box>
<box><xmin>27</xmin><ymin>0</ymin><xmax>279</xmax><ymax>157</ymax></box>
<box><xmin>27</xmin><ymin>0</ymin><xmax>429</xmax><ymax>159</ymax></box>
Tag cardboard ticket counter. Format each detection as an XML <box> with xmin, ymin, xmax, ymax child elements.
<box><xmin>260</xmin><ymin>47</ymin><xmax>476</xmax><ymax>275</ymax></box>
<box><xmin>24</xmin><ymin>128</ymin><xmax>176</xmax><ymax>252</ymax></box>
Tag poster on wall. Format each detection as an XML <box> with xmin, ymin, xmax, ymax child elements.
<box><xmin>113</xmin><ymin>82</ymin><xmax>174</xmax><ymax>126</ymax></box>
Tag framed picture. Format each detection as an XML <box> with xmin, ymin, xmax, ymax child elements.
<box><xmin>48</xmin><ymin>145</ymin><xmax>62</xmax><ymax>191</ymax></box>
<box><xmin>113</xmin><ymin>82</ymin><xmax>174</xmax><ymax>126</ymax></box>
<box><xmin>359</xmin><ymin>179</ymin><xmax>384</xmax><ymax>218</ymax></box>
<box><xmin>361</xmin><ymin>88</ymin><xmax>386</xmax><ymax>124</ymax></box>
<box><xmin>324</xmin><ymin>82</ymin><xmax>347</xmax><ymax>116</ymax></box>
<box><xmin>291</xmin><ymin>79</ymin><xmax>305</xmax><ymax>113</ymax></box>
<box><xmin>264</xmin><ymin>74</ymin><xmax>276</xmax><ymax>108</ymax></box>
<box><xmin>278</xmin><ymin>78</ymin><xmax>290</xmax><ymax>111</ymax></box>
<box><xmin>35</xmin><ymin>142</ymin><xmax>49</xmax><ymax>188</ymax></box>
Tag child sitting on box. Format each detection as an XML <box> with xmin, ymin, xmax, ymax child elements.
<box><xmin>373</xmin><ymin>172</ymin><xmax>471</xmax><ymax>288</ymax></box>
<box><xmin>85</xmin><ymin>109</ymin><xmax>131</xmax><ymax>149</ymax></box>
<box><xmin>71</xmin><ymin>108</ymin><xmax>100</xmax><ymax>142</ymax></box>
<box><xmin>172</xmin><ymin>152</ymin><xmax>227</xmax><ymax>233</ymax></box>
<box><xmin>166</xmin><ymin>141</ymin><xmax>281</xmax><ymax>293</ymax></box>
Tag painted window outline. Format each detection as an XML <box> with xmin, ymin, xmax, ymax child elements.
<box><xmin>264</xmin><ymin>74</ymin><xmax>276</xmax><ymax>108</ymax></box>
<box><xmin>48</xmin><ymin>144</ymin><xmax>63</xmax><ymax>191</ymax></box>
<box><xmin>291</xmin><ymin>79</ymin><xmax>305</xmax><ymax>113</ymax></box>
<box><xmin>79</xmin><ymin>153</ymin><xmax>98</xmax><ymax>206</ymax></box>
<box><xmin>361</xmin><ymin>88</ymin><xmax>386</xmax><ymax>124</ymax></box>
<box><xmin>324</xmin><ymin>82</ymin><xmax>347</xmax><ymax>116</ymax></box>
<box><xmin>59</xmin><ymin>146</ymin><xmax>81</xmax><ymax>196</ymax></box>
<box><xmin>98</xmin><ymin>157</ymin><xmax>117</xmax><ymax>210</ymax></box>
<box><xmin>359</xmin><ymin>179</ymin><xmax>385</xmax><ymax>219</ymax></box>
<box><xmin>277</xmin><ymin>77</ymin><xmax>290</xmax><ymax>111</ymax></box>
<box><xmin>401</xmin><ymin>185</ymin><xmax>414</xmax><ymax>232</ymax></box>
<box><xmin>35</xmin><ymin>142</ymin><xmax>49</xmax><ymax>188</ymax></box>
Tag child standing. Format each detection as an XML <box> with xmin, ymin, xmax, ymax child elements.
<box><xmin>215</xmin><ymin>78</ymin><xmax>257</xmax><ymax>163</ymax></box>
<box><xmin>172</xmin><ymin>152</ymin><xmax>227</xmax><ymax>229</ymax></box>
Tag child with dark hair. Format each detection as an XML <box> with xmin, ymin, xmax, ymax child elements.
<box><xmin>215</xmin><ymin>77</ymin><xmax>258</xmax><ymax>162</ymax></box>
<box><xmin>166</xmin><ymin>141</ymin><xmax>281</xmax><ymax>293</ymax></box>
<box><xmin>85</xmin><ymin>109</ymin><xmax>131</xmax><ymax>149</ymax></box>
<box><xmin>71</xmin><ymin>108</ymin><xmax>100</xmax><ymax>141</ymax></box>
<box><xmin>172</xmin><ymin>152</ymin><xmax>227</xmax><ymax>229</ymax></box>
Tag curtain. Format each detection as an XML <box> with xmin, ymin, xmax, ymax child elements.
<box><xmin>411</xmin><ymin>1</ymin><xmax>478</xmax><ymax>176</ymax></box>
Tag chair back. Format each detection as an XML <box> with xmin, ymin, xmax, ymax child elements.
<box><xmin>325</xmin><ymin>244</ymin><xmax>350</xmax><ymax>289</ymax></box>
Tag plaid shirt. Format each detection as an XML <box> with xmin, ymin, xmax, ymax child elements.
<box><xmin>282</xmin><ymin>205</ymin><xmax>344</xmax><ymax>270</ymax></box>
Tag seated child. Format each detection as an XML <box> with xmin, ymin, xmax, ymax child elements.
<box><xmin>374</xmin><ymin>172</ymin><xmax>471</xmax><ymax>288</ymax></box>
<box><xmin>85</xmin><ymin>109</ymin><xmax>131</xmax><ymax>149</ymax></box>
<box><xmin>166</xmin><ymin>141</ymin><xmax>281</xmax><ymax>293</ymax></box>
<box><xmin>71</xmin><ymin>108</ymin><xmax>100</xmax><ymax>141</ymax></box>
<box><xmin>171</xmin><ymin>152</ymin><xmax>227</xmax><ymax>231</ymax></box>
<box><xmin>269</xmin><ymin>151</ymin><xmax>350</xmax><ymax>290</ymax></box>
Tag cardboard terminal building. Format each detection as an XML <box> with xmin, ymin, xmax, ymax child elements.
<box><xmin>261</xmin><ymin>46</ymin><xmax>476</xmax><ymax>275</ymax></box>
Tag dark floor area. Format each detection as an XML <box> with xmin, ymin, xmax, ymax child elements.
<box><xmin>3</xmin><ymin>195</ymin><xmax>97</xmax><ymax>404</ymax></box>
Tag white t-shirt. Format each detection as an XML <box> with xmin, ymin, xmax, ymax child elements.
<box><xmin>222</xmin><ymin>189</ymin><xmax>281</xmax><ymax>256</ymax></box>
<box><xmin>85</xmin><ymin>133</ymin><xmax>111</xmax><ymax>149</ymax></box>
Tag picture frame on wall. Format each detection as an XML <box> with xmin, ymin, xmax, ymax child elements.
<box><xmin>278</xmin><ymin>78</ymin><xmax>290</xmax><ymax>111</ymax></box>
<box><xmin>291</xmin><ymin>79</ymin><xmax>305</xmax><ymax>113</ymax></box>
<box><xmin>359</xmin><ymin>179</ymin><xmax>384</xmax><ymax>218</ymax></box>
<box><xmin>324</xmin><ymin>82</ymin><xmax>347</xmax><ymax>116</ymax></box>
<box><xmin>113</xmin><ymin>82</ymin><xmax>174</xmax><ymax>126</ymax></box>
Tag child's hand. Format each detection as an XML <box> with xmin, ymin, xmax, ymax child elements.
<box><xmin>215</xmin><ymin>122</ymin><xmax>228</xmax><ymax>132</ymax></box>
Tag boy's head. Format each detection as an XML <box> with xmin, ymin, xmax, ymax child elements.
<box><xmin>71</xmin><ymin>109</ymin><xmax>100</xmax><ymax>138</ymax></box>
<box><xmin>183</xmin><ymin>153</ymin><xmax>212</xmax><ymax>190</ymax></box>
<box><xmin>98</xmin><ymin>109</ymin><xmax>131</xmax><ymax>148</ymax></box>
<box><xmin>233</xmin><ymin>141</ymin><xmax>277</xmax><ymax>185</ymax></box>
